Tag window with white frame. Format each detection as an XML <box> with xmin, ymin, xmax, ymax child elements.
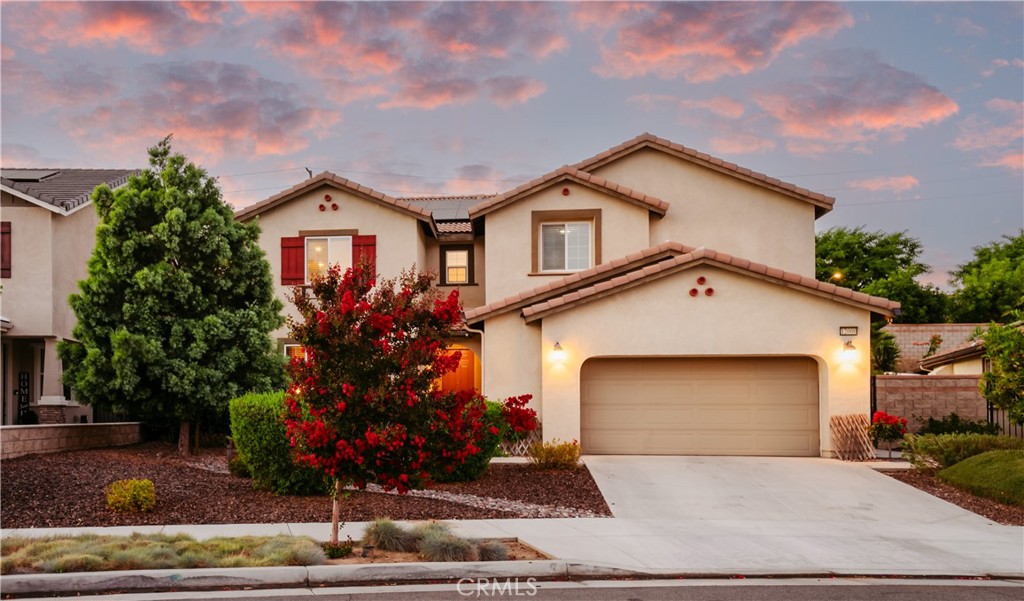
<box><xmin>443</xmin><ymin>248</ymin><xmax>471</xmax><ymax>284</ymax></box>
<box><xmin>305</xmin><ymin>236</ymin><xmax>352</xmax><ymax>283</ymax></box>
<box><xmin>540</xmin><ymin>222</ymin><xmax>591</xmax><ymax>271</ymax></box>
<box><xmin>283</xmin><ymin>344</ymin><xmax>307</xmax><ymax>361</ymax></box>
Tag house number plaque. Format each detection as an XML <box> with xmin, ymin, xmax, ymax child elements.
<box><xmin>839</xmin><ymin>326</ymin><xmax>858</xmax><ymax>336</ymax></box>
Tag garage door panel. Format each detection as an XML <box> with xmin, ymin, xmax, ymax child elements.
<box><xmin>580</xmin><ymin>357</ymin><xmax>819</xmax><ymax>456</ymax></box>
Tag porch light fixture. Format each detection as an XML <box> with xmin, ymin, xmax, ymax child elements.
<box><xmin>551</xmin><ymin>342</ymin><xmax>565</xmax><ymax>362</ymax></box>
<box><xmin>841</xmin><ymin>339</ymin><xmax>858</xmax><ymax>363</ymax></box>
<box><xmin>844</xmin><ymin>340</ymin><xmax>856</xmax><ymax>351</ymax></box>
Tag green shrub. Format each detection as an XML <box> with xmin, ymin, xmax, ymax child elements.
<box><xmin>476</xmin><ymin>540</ymin><xmax>508</xmax><ymax>561</ymax></box>
<box><xmin>418</xmin><ymin>531</ymin><xmax>477</xmax><ymax>562</ymax></box>
<box><xmin>229</xmin><ymin>391</ymin><xmax>328</xmax><ymax>495</ymax></box>
<box><xmin>527</xmin><ymin>438</ymin><xmax>581</xmax><ymax>470</ymax></box>
<box><xmin>902</xmin><ymin>433</ymin><xmax>1024</xmax><ymax>471</ymax></box>
<box><xmin>938</xmin><ymin>450</ymin><xmax>1024</xmax><ymax>506</ymax></box>
<box><xmin>105</xmin><ymin>479</ymin><xmax>156</xmax><ymax>512</ymax></box>
<box><xmin>363</xmin><ymin>519</ymin><xmax>418</xmax><ymax>552</ymax></box>
<box><xmin>917</xmin><ymin>413</ymin><xmax>1001</xmax><ymax>436</ymax></box>
<box><xmin>322</xmin><ymin>539</ymin><xmax>354</xmax><ymax>559</ymax></box>
<box><xmin>432</xmin><ymin>400</ymin><xmax>506</xmax><ymax>483</ymax></box>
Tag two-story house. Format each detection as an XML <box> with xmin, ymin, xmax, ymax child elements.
<box><xmin>237</xmin><ymin>133</ymin><xmax>899</xmax><ymax>458</ymax></box>
<box><xmin>1</xmin><ymin>168</ymin><xmax>136</xmax><ymax>425</ymax></box>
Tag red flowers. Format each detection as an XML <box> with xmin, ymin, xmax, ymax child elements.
<box><xmin>868</xmin><ymin>410</ymin><xmax>908</xmax><ymax>444</ymax></box>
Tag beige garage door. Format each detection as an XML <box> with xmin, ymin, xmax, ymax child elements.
<box><xmin>581</xmin><ymin>357</ymin><xmax>819</xmax><ymax>456</ymax></box>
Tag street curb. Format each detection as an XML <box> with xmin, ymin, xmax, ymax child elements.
<box><xmin>3</xmin><ymin>560</ymin><xmax>1021</xmax><ymax>596</ymax></box>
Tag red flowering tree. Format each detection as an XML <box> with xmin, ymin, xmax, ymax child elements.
<box><xmin>284</xmin><ymin>263</ymin><xmax>536</xmax><ymax>544</ymax></box>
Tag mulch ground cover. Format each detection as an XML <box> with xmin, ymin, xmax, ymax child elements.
<box><xmin>0</xmin><ymin>443</ymin><xmax>611</xmax><ymax>529</ymax></box>
<box><xmin>884</xmin><ymin>469</ymin><xmax>1024</xmax><ymax>526</ymax></box>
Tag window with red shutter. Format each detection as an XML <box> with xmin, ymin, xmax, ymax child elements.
<box><xmin>353</xmin><ymin>235</ymin><xmax>376</xmax><ymax>275</ymax></box>
<box><xmin>280</xmin><ymin>236</ymin><xmax>305</xmax><ymax>285</ymax></box>
<box><xmin>1</xmin><ymin>222</ymin><xmax>10</xmax><ymax>279</ymax></box>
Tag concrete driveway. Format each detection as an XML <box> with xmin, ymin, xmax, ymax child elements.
<box><xmin>526</xmin><ymin>455</ymin><xmax>1024</xmax><ymax>576</ymax></box>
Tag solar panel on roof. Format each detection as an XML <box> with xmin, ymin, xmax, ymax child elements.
<box><xmin>1</xmin><ymin>169</ymin><xmax>60</xmax><ymax>182</ymax></box>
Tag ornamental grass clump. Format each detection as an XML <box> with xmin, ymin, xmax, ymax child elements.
<box><xmin>418</xmin><ymin>531</ymin><xmax>478</xmax><ymax>562</ymax></box>
<box><xmin>476</xmin><ymin>540</ymin><xmax>509</xmax><ymax>562</ymax></box>
<box><xmin>105</xmin><ymin>479</ymin><xmax>156</xmax><ymax>512</ymax></box>
<box><xmin>527</xmin><ymin>439</ymin><xmax>581</xmax><ymax>470</ymax></box>
<box><xmin>363</xmin><ymin>518</ymin><xmax>417</xmax><ymax>552</ymax></box>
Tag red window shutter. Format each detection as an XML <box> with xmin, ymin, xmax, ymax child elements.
<box><xmin>353</xmin><ymin>235</ymin><xmax>376</xmax><ymax>275</ymax></box>
<box><xmin>281</xmin><ymin>236</ymin><xmax>305</xmax><ymax>285</ymax></box>
<box><xmin>0</xmin><ymin>222</ymin><xmax>10</xmax><ymax>278</ymax></box>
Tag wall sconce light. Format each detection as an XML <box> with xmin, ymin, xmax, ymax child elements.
<box><xmin>841</xmin><ymin>339</ymin><xmax>858</xmax><ymax>362</ymax></box>
<box><xmin>551</xmin><ymin>342</ymin><xmax>565</xmax><ymax>362</ymax></box>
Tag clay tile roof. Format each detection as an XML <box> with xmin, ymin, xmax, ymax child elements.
<box><xmin>468</xmin><ymin>165</ymin><xmax>669</xmax><ymax>219</ymax></box>
<box><xmin>1</xmin><ymin>168</ymin><xmax>136</xmax><ymax>213</ymax></box>
<box><xmin>463</xmin><ymin>240</ymin><xmax>696</xmax><ymax>323</ymax></box>
<box><xmin>234</xmin><ymin>172</ymin><xmax>435</xmax><ymax>229</ymax></box>
<box><xmin>436</xmin><ymin>221</ymin><xmax>473</xmax><ymax>234</ymax></box>
<box><xmin>570</xmin><ymin>132</ymin><xmax>835</xmax><ymax>217</ymax></box>
<box><xmin>519</xmin><ymin>244</ymin><xmax>900</xmax><ymax>322</ymax></box>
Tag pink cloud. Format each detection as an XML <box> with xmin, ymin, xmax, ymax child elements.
<box><xmin>708</xmin><ymin>133</ymin><xmax>776</xmax><ymax>154</ymax></box>
<box><xmin>579</xmin><ymin>2</ymin><xmax>853</xmax><ymax>82</ymax></box>
<box><xmin>239</xmin><ymin>2</ymin><xmax>556</xmax><ymax>110</ymax></box>
<box><xmin>848</xmin><ymin>175</ymin><xmax>920</xmax><ymax>192</ymax></box>
<box><xmin>1</xmin><ymin>55</ymin><xmax>118</xmax><ymax>114</ymax></box>
<box><xmin>177</xmin><ymin>1</ymin><xmax>230</xmax><ymax>24</ymax></box>
<box><xmin>953</xmin><ymin>99</ymin><xmax>1022</xmax><ymax>152</ymax></box>
<box><xmin>981</xmin><ymin>152</ymin><xmax>1024</xmax><ymax>171</ymax></box>
<box><xmin>485</xmin><ymin>77</ymin><xmax>546</xmax><ymax>108</ymax></box>
<box><xmin>954</xmin><ymin>17</ymin><xmax>986</xmax><ymax>36</ymax></box>
<box><xmin>754</xmin><ymin>51</ymin><xmax>958</xmax><ymax>151</ymax></box>
<box><xmin>61</xmin><ymin>61</ymin><xmax>340</xmax><ymax>165</ymax></box>
<box><xmin>5</xmin><ymin>2</ymin><xmax>224</xmax><ymax>55</ymax></box>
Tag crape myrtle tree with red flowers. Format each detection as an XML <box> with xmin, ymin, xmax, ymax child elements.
<box><xmin>284</xmin><ymin>262</ymin><xmax>537</xmax><ymax>545</ymax></box>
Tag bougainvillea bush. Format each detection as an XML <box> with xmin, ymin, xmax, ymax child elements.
<box><xmin>284</xmin><ymin>263</ymin><xmax>537</xmax><ymax>543</ymax></box>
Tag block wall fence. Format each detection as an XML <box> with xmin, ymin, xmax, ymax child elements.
<box><xmin>0</xmin><ymin>423</ymin><xmax>141</xmax><ymax>460</ymax></box>
<box><xmin>874</xmin><ymin>375</ymin><xmax>986</xmax><ymax>430</ymax></box>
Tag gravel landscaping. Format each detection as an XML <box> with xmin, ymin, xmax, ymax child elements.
<box><xmin>0</xmin><ymin>443</ymin><xmax>611</xmax><ymax>529</ymax></box>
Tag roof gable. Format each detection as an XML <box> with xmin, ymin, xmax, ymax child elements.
<box><xmin>468</xmin><ymin>166</ymin><xmax>669</xmax><ymax>219</ymax></box>
<box><xmin>235</xmin><ymin>171</ymin><xmax>438</xmax><ymax>236</ymax></box>
<box><xmin>572</xmin><ymin>133</ymin><xmax>835</xmax><ymax>218</ymax></box>
<box><xmin>520</xmin><ymin>247</ymin><xmax>899</xmax><ymax>322</ymax></box>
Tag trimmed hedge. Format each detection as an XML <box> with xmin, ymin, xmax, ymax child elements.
<box><xmin>938</xmin><ymin>450</ymin><xmax>1024</xmax><ymax>507</ymax></box>
<box><xmin>229</xmin><ymin>391</ymin><xmax>328</xmax><ymax>496</ymax></box>
<box><xmin>901</xmin><ymin>433</ymin><xmax>1024</xmax><ymax>471</ymax></box>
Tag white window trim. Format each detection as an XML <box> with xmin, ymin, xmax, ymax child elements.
<box><xmin>304</xmin><ymin>235</ymin><xmax>352</xmax><ymax>284</ymax></box>
<box><xmin>444</xmin><ymin>249</ymin><xmax>470</xmax><ymax>285</ymax></box>
<box><xmin>539</xmin><ymin>221</ymin><xmax>593</xmax><ymax>273</ymax></box>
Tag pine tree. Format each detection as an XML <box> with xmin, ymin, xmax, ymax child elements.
<box><xmin>60</xmin><ymin>136</ymin><xmax>285</xmax><ymax>455</ymax></box>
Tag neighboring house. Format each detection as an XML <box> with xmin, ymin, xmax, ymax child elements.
<box><xmin>918</xmin><ymin>338</ymin><xmax>988</xmax><ymax>375</ymax></box>
<box><xmin>0</xmin><ymin>168</ymin><xmax>135</xmax><ymax>425</ymax></box>
<box><xmin>881</xmin><ymin>323</ymin><xmax>987</xmax><ymax>373</ymax></box>
<box><xmin>238</xmin><ymin>133</ymin><xmax>899</xmax><ymax>458</ymax></box>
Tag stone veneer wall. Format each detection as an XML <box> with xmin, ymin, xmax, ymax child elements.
<box><xmin>0</xmin><ymin>423</ymin><xmax>141</xmax><ymax>460</ymax></box>
<box><xmin>874</xmin><ymin>375</ymin><xmax>986</xmax><ymax>431</ymax></box>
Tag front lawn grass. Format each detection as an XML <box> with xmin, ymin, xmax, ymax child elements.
<box><xmin>0</xmin><ymin>533</ymin><xmax>326</xmax><ymax>574</ymax></box>
<box><xmin>937</xmin><ymin>450</ymin><xmax>1024</xmax><ymax>507</ymax></box>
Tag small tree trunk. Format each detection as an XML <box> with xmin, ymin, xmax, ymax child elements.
<box><xmin>193</xmin><ymin>420</ymin><xmax>200</xmax><ymax>456</ymax></box>
<box><xmin>330</xmin><ymin>479</ymin><xmax>342</xmax><ymax>546</ymax></box>
<box><xmin>178</xmin><ymin>420</ymin><xmax>192</xmax><ymax>457</ymax></box>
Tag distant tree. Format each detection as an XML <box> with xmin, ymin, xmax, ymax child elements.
<box><xmin>59</xmin><ymin>136</ymin><xmax>285</xmax><ymax>456</ymax></box>
<box><xmin>948</xmin><ymin>232</ymin><xmax>1024</xmax><ymax>322</ymax></box>
<box><xmin>816</xmin><ymin>226</ymin><xmax>949</xmax><ymax>324</ymax></box>
<box><xmin>815</xmin><ymin>226</ymin><xmax>929</xmax><ymax>290</ymax></box>
<box><xmin>862</xmin><ymin>272</ymin><xmax>949</xmax><ymax>324</ymax></box>
<box><xmin>979</xmin><ymin>314</ymin><xmax>1024</xmax><ymax>425</ymax></box>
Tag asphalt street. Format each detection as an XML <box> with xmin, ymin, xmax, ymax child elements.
<box><xmin>11</xmin><ymin>579</ymin><xmax>1023</xmax><ymax>601</ymax></box>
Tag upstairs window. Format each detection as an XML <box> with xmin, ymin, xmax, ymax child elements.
<box><xmin>305</xmin><ymin>236</ymin><xmax>351</xmax><ymax>283</ymax></box>
<box><xmin>540</xmin><ymin>222</ymin><xmax>592</xmax><ymax>272</ymax></box>
<box><xmin>441</xmin><ymin>246</ymin><xmax>473</xmax><ymax>285</ymax></box>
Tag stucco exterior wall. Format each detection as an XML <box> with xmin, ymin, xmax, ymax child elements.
<box><xmin>0</xmin><ymin>195</ymin><xmax>55</xmax><ymax>335</ymax></box>
<box><xmin>874</xmin><ymin>375</ymin><xmax>986</xmax><ymax>428</ymax></box>
<box><xmin>533</xmin><ymin>266</ymin><xmax>871</xmax><ymax>456</ymax></box>
<box><xmin>929</xmin><ymin>357</ymin><xmax>984</xmax><ymax>375</ymax></box>
<box><xmin>589</xmin><ymin>149</ymin><xmax>817</xmax><ymax>276</ymax></box>
<box><xmin>246</xmin><ymin>184</ymin><xmax>428</xmax><ymax>339</ymax></box>
<box><xmin>51</xmin><ymin>204</ymin><xmax>99</xmax><ymax>339</ymax></box>
<box><xmin>483</xmin><ymin>182</ymin><xmax>651</xmax><ymax>301</ymax></box>
<box><xmin>481</xmin><ymin>312</ymin><xmax>543</xmax><ymax>415</ymax></box>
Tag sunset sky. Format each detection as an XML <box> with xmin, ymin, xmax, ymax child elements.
<box><xmin>2</xmin><ymin>1</ymin><xmax>1021</xmax><ymax>287</ymax></box>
